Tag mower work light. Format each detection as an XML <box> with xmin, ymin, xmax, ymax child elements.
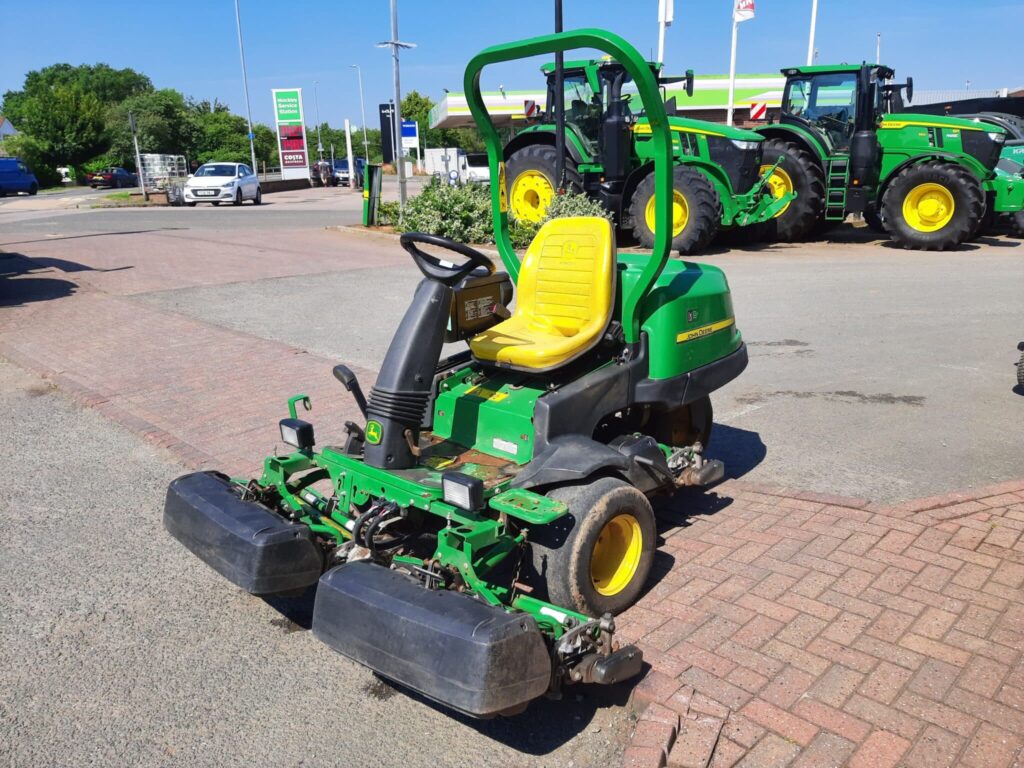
<box><xmin>730</xmin><ymin>139</ymin><xmax>760</xmax><ymax>151</ymax></box>
<box><xmin>279</xmin><ymin>418</ymin><xmax>315</xmax><ymax>450</ymax></box>
<box><xmin>441</xmin><ymin>472</ymin><xmax>485</xmax><ymax>511</ymax></box>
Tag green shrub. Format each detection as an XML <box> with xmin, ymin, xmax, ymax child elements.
<box><xmin>379</xmin><ymin>178</ymin><xmax>613</xmax><ymax>247</ymax></box>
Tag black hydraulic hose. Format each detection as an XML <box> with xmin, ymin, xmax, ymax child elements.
<box><xmin>352</xmin><ymin>505</ymin><xmax>383</xmax><ymax>548</ymax></box>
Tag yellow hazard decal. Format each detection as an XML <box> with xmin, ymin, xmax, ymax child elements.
<box><xmin>498</xmin><ymin>162</ymin><xmax>508</xmax><ymax>213</ymax></box>
<box><xmin>677</xmin><ymin>318</ymin><xmax>735</xmax><ymax>343</ymax></box>
<box><xmin>466</xmin><ymin>385</ymin><xmax>508</xmax><ymax>402</ymax></box>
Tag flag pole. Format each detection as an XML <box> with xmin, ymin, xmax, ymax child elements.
<box><xmin>806</xmin><ymin>0</ymin><xmax>819</xmax><ymax>66</ymax></box>
<box><xmin>727</xmin><ymin>17</ymin><xmax>738</xmax><ymax>126</ymax></box>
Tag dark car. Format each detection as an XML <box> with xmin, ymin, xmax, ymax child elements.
<box><xmin>332</xmin><ymin>157</ymin><xmax>365</xmax><ymax>187</ymax></box>
<box><xmin>0</xmin><ymin>157</ymin><xmax>38</xmax><ymax>196</ymax></box>
<box><xmin>87</xmin><ymin>167</ymin><xmax>138</xmax><ymax>189</ymax></box>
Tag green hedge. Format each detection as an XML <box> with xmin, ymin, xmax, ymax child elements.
<box><xmin>378</xmin><ymin>177</ymin><xmax>611</xmax><ymax>248</ymax></box>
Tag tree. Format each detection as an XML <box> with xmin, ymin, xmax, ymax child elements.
<box><xmin>105</xmin><ymin>89</ymin><xmax>196</xmax><ymax>168</ymax></box>
<box><xmin>189</xmin><ymin>102</ymin><xmax>277</xmax><ymax>167</ymax></box>
<box><xmin>11</xmin><ymin>84</ymin><xmax>107</xmax><ymax>174</ymax></box>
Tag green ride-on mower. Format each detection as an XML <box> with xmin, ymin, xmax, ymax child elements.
<box><xmin>505</xmin><ymin>58</ymin><xmax>794</xmax><ymax>254</ymax></box>
<box><xmin>164</xmin><ymin>29</ymin><xmax>747</xmax><ymax>718</ymax></box>
<box><xmin>753</xmin><ymin>64</ymin><xmax>1024</xmax><ymax>249</ymax></box>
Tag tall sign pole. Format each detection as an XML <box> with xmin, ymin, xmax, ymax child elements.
<box><xmin>351</xmin><ymin>65</ymin><xmax>371</xmax><ymax>165</ymax></box>
<box><xmin>129</xmin><ymin>111</ymin><xmax>147</xmax><ymax>201</ymax></box>
<box><xmin>233</xmin><ymin>0</ymin><xmax>258</xmax><ymax>173</ymax></box>
<box><xmin>807</xmin><ymin>0</ymin><xmax>819</xmax><ymax>66</ymax></box>
<box><xmin>344</xmin><ymin>119</ymin><xmax>357</xmax><ymax>192</ymax></box>
<box><xmin>377</xmin><ymin>0</ymin><xmax>416</xmax><ymax>208</ymax></box>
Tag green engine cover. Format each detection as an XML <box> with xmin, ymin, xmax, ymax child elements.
<box><xmin>618</xmin><ymin>254</ymin><xmax>742</xmax><ymax>380</ymax></box>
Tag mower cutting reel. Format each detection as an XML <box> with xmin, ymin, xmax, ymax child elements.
<box><xmin>164</xmin><ymin>28</ymin><xmax>747</xmax><ymax>719</ymax></box>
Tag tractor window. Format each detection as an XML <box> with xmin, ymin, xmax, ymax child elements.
<box><xmin>547</xmin><ymin>72</ymin><xmax>601</xmax><ymax>146</ymax></box>
<box><xmin>784</xmin><ymin>72</ymin><xmax>858</xmax><ymax>149</ymax></box>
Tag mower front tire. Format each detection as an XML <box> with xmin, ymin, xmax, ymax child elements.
<box><xmin>629</xmin><ymin>165</ymin><xmax>720</xmax><ymax>255</ymax></box>
<box><xmin>505</xmin><ymin>144</ymin><xmax>581</xmax><ymax>224</ymax></box>
<box><xmin>529</xmin><ymin>477</ymin><xmax>656</xmax><ymax>617</ymax></box>
<box><xmin>882</xmin><ymin>161</ymin><xmax>983</xmax><ymax>250</ymax></box>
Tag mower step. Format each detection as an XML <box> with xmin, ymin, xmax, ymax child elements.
<box><xmin>163</xmin><ymin>471</ymin><xmax>324</xmax><ymax>595</ymax></box>
<box><xmin>312</xmin><ymin>560</ymin><xmax>552</xmax><ymax>718</ymax></box>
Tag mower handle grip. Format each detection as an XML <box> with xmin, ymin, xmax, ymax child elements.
<box><xmin>399</xmin><ymin>232</ymin><xmax>495</xmax><ymax>287</ymax></box>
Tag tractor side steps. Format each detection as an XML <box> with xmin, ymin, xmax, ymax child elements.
<box><xmin>825</xmin><ymin>157</ymin><xmax>849</xmax><ymax>220</ymax></box>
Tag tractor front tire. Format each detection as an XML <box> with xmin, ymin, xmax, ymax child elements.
<box><xmin>882</xmin><ymin>162</ymin><xmax>982</xmax><ymax>250</ymax></box>
<box><xmin>864</xmin><ymin>209</ymin><xmax>887</xmax><ymax>234</ymax></box>
<box><xmin>528</xmin><ymin>477</ymin><xmax>656</xmax><ymax>617</ymax></box>
<box><xmin>758</xmin><ymin>138</ymin><xmax>825</xmax><ymax>242</ymax></box>
<box><xmin>629</xmin><ymin>165</ymin><xmax>720</xmax><ymax>255</ymax></box>
<box><xmin>505</xmin><ymin>144</ymin><xmax>581</xmax><ymax>224</ymax></box>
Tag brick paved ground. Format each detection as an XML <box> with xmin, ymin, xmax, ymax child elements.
<box><xmin>3</xmin><ymin>228</ymin><xmax>1023</xmax><ymax>767</ymax></box>
<box><xmin>622</xmin><ymin>480</ymin><xmax>1024</xmax><ymax>768</ymax></box>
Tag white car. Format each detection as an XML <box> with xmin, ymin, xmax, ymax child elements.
<box><xmin>184</xmin><ymin>162</ymin><xmax>261</xmax><ymax>206</ymax></box>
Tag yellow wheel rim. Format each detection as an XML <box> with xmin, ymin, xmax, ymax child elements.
<box><xmin>591</xmin><ymin>514</ymin><xmax>643</xmax><ymax>596</ymax></box>
<box><xmin>761</xmin><ymin>164</ymin><xmax>794</xmax><ymax>218</ymax></box>
<box><xmin>644</xmin><ymin>189</ymin><xmax>689</xmax><ymax>237</ymax></box>
<box><xmin>509</xmin><ymin>170</ymin><xmax>554</xmax><ymax>223</ymax></box>
<box><xmin>902</xmin><ymin>182</ymin><xmax>955</xmax><ymax>232</ymax></box>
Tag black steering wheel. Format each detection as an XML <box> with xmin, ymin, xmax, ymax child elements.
<box><xmin>399</xmin><ymin>232</ymin><xmax>495</xmax><ymax>286</ymax></box>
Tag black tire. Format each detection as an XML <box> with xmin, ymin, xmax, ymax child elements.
<box><xmin>1018</xmin><ymin>350</ymin><xmax>1024</xmax><ymax>389</ymax></box>
<box><xmin>186</xmin><ymin>202</ymin><xmax>196</xmax><ymax>207</ymax></box>
<box><xmin>758</xmin><ymin>138</ymin><xmax>825</xmax><ymax>242</ymax></box>
<box><xmin>882</xmin><ymin>162</ymin><xmax>983</xmax><ymax>251</ymax></box>
<box><xmin>969</xmin><ymin>199</ymin><xmax>996</xmax><ymax>240</ymax></box>
<box><xmin>253</xmin><ymin>187</ymin><xmax>262</xmax><ymax>205</ymax></box>
<box><xmin>28</xmin><ymin>183</ymin><xmax>38</xmax><ymax>196</ymax></box>
<box><xmin>528</xmin><ymin>476</ymin><xmax>656</xmax><ymax>616</ymax></box>
<box><xmin>864</xmin><ymin>208</ymin><xmax>887</xmax><ymax>234</ymax></box>
<box><xmin>1012</xmin><ymin>211</ymin><xmax>1024</xmax><ymax>238</ymax></box>
<box><xmin>233</xmin><ymin>190</ymin><xmax>242</xmax><ymax>206</ymax></box>
<box><xmin>505</xmin><ymin>143</ymin><xmax>581</xmax><ymax>223</ymax></box>
<box><xmin>629</xmin><ymin>165</ymin><xmax>719</xmax><ymax>255</ymax></box>
<box><xmin>211</xmin><ymin>201</ymin><xmax>220</xmax><ymax>206</ymax></box>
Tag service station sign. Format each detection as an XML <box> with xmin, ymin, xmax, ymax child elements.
<box><xmin>273</xmin><ymin>89</ymin><xmax>310</xmax><ymax>180</ymax></box>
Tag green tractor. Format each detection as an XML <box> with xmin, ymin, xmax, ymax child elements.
<box><xmin>164</xmin><ymin>28</ymin><xmax>748</xmax><ymax>717</ymax></box>
<box><xmin>754</xmin><ymin>64</ymin><xmax>1024</xmax><ymax>249</ymax></box>
<box><xmin>505</xmin><ymin>57</ymin><xmax>793</xmax><ymax>254</ymax></box>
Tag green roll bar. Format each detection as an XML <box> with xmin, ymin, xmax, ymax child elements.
<box><xmin>463</xmin><ymin>28</ymin><xmax>674</xmax><ymax>345</ymax></box>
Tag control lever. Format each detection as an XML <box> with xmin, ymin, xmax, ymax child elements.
<box><xmin>333</xmin><ymin>364</ymin><xmax>368</xmax><ymax>419</ymax></box>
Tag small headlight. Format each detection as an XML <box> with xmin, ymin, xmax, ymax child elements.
<box><xmin>730</xmin><ymin>139</ymin><xmax>760</xmax><ymax>150</ymax></box>
<box><xmin>441</xmin><ymin>472</ymin><xmax>484</xmax><ymax>511</ymax></box>
<box><xmin>222</xmin><ymin>181</ymin><xmax>236</xmax><ymax>188</ymax></box>
<box><xmin>279</xmin><ymin>418</ymin><xmax>315</xmax><ymax>449</ymax></box>
<box><xmin>988</xmin><ymin>132</ymin><xmax>1006</xmax><ymax>144</ymax></box>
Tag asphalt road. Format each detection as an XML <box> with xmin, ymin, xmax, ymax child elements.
<box><xmin>0</xmin><ymin>358</ymin><xmax>632</xmax><ymax>768</ymax></box>
<box><xmin>139</xmin><ymin>224</ymin><xmax>1024</xmax><ymax>502</ymax></box>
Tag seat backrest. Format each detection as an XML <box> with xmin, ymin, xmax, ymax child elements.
<box><xmin>514</xmin><ymin>217</ymin><xmax>615</xmax><ymax>338</ymax></box>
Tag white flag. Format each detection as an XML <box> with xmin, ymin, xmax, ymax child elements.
<box><xmin>734</xmin><ymin>0</ymin><xmax>755</xmax><ymax>23</ymax></box>
<box><xmin>659</xmin><ymin>0</ymin><xmax>674</xmax><ymax>26</ymax></box>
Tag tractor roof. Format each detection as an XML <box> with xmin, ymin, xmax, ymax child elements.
<box><xmin>781</xmin><ymin>64</ymin><xmax>884</xmax><ymax>76</ymax></box>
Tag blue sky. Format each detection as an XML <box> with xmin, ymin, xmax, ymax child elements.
<box><xmin>2</xmin><ymin>0</ymin><xmax>1021</xmax><ymax>129</ymax></box>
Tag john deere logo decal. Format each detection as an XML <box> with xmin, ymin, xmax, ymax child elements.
<box><xmin>365</xmin><ymin>420</ymin><xmax>383</xmax><ymax>445</ymax></box>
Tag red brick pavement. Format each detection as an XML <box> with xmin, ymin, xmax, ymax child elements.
<box><xmin>3</xmin><ymin>232</ymin><xmax>1024</xmax><ymax>767</ymax></box>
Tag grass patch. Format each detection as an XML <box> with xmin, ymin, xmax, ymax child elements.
<box><xmin>104</xmin><ymin>191</ymin><xmax>132</xmax><ymax>201</ymax></box>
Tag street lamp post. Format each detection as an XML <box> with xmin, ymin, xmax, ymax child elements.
<box><xmin>350</xmin><ymin>64</ymin><xmax>371</xmax><ymax>166</ymax></box>
<box><xmin>233</xmin><ymin>0</ymin><xmax>258</xmax><ymax>173</ymax></box>
<box><xmin>377</xmin><ymin>0</ymin><xmax>416</xmax><ymax>208</ymax></box>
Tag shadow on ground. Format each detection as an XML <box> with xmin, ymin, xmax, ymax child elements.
<box><xmin>0</xmin><ymin>252</ymin><xmax>132</xmax><ymax>307</ymax></box>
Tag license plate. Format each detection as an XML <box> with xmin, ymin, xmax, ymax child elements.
<box><xmin>195</xmin><ymin>190</ymin><xmax>215</xmax><ymax>196</ymax></box>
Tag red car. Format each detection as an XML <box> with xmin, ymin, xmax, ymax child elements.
<box><xmin>87</xmin><ymin>167</ymin><xmax>138</xmax><ymax>189</ymax></box>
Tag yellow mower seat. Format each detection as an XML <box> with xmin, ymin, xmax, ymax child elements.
<box><xmin>470</xmin><ymin>217</ymin><xmax>615</xmax><ymax>372</ymax></box>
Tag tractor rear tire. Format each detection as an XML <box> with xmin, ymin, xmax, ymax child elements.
<box><xmin>757</xmin><ymin>138</ymin><xmax>825</xmax><ymax>242</ymax></box>
<box><xmin>629</xmin><ymin>165</ymin><xmax>720</xmax><ymax>255</ymax></box>
<box><xmin>505</xmin><ymin>144</ymin><xmax>581</xmax><ymax>224</ymax></box>
<box><xmin>528</xmin><ymin>477</ymin><xmax>656</xmax><ymax>617</ymax></box>
<box><xmin>882</xmin><ymin>162</ymin><xmax>982</xmax><ymax>250</ymax></box>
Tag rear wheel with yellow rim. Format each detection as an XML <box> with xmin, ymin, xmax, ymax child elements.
<box><xmin>629</xmin><ymin>164</ymin><xmax>719</xmax><ymax>256</ymax></box>
<box><xmin>882</xmin><ymin>161</ymin><xmax>982</xmax><ymax>250</ymax></box>
<box><xmin>756</xmin><ymin>138</ymin><xmax>826</xmax><ymax>242</ymax></box>
<box><xmin>528</xmin><ymin>477</ymin><xmax>655</xmax><ymax>616</ymax></box>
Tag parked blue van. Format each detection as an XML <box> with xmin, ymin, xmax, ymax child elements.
<box><xmin>0</xmin><ymin>157</ymin><xmax>39</xmax><ymax>196</ymax></box>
